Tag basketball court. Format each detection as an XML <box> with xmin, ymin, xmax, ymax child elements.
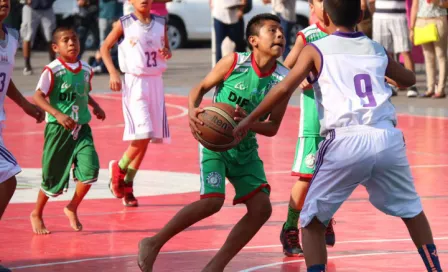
<box><xmin>0</xmin><ymin>91</ymin><xmax>447</xmax><ymax>272</ymax></box>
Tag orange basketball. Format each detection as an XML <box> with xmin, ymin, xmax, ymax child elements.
<box><xmin>195</xmin><ymin>103</ymin><xmax>238</xmax><ymax>152</ymax></box>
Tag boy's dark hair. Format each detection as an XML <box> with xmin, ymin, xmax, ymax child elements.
<box><xmin>52</xmin><ymin>26</ymin><xmax>77</xmax><ymax>43</ymax></box>
<box><xmin>324</xmin><ymin>0</ymin><xmax>361</xmax><ymax>28</ymax></box>
<box><xmin>246</xmin><ymin>13</ymin><xmax>281</xmax><ymax>50</ymax></box>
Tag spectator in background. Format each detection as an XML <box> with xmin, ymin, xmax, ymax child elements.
<box><xmin>371</xmin><ymin>0</ymin><xmax>420</xmax><ymax>97</ymax></box>
<box><xmin>357</xmin><ymin>0</ymin><xmax>372</xmax><ymax>38</ymax></box>
<box><xmin>99</xmin><ymin>0</ymin><xmax>122</xmax><ymax>44</ymax></box>
<box><xmin>75</xmin><ymin>0</ymin><xmax>99</xmax><ymax>59</ymax></box>
<box><xmin>211</xmin><ymin>0</ymin><xmax>246</xmax><ymax>64</ymax></box>
<box><xmin>89</xmin><ymin>0</ymin><xmax>122</xmax><ymax>74</ymax></box>
<box><xmin>151</xmin><ymin>0</ymin><xmax>172</xmax><ymax>21</ymax></box>
<box><xmin>262</xmin><ymin>0</ymin><xmax>296</xmax><ymax>59</ymax></box>
<box><xmin>20</xmin><ymin>0</ymin><xmax>56</xmax><ymax>76</ymax></box>
<box><xmin>410</xmin><ymin>0</ymin><xmax>447</xmax><ymax>98</ymax></box>
<box><xmin>122</xmin><ymin>0</ymin><xmax>171</xmax><ymax>17</ymax></box>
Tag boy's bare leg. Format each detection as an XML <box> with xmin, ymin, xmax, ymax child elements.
<box><xmin>64</xmin><ymin>182</ymin><xmax>92</xmax><ymax>231</ymax></box>
<box><xmin>290</xmin><ymin>179</ymin><xmax>309</xmax><ymax>209</ymax></box>
<box><xmin>301</xmin><ymin>217</ymin><xmax>328</xmax><ymax>267</ymax></box>
<box><xmin>403</xmin><ymin>211</ymin><xmax>434</xmax><ymax>247</ymax></box>
<box><xmin>203</xmin><ymin>192</ymin><xmax>272</xmax><ymax>272</ymax></box>
<box><xmin>30</xmin><ymin>190</ymin><xmax>50</xmax><ymax>235</ymax></box>
<box><xmin>403</xmin><ymin>211</ymin><xmax>442</xmax><ymax>271</ymax></box>
<box><xmin>0</xmin><ymin>176</ymin><xmax>17</xmax><ymax>220</ymax></box>
<box><xmin>138</xmin><ymin>197</ymin><xmax>224</xmax><ymax>272</ymax></box>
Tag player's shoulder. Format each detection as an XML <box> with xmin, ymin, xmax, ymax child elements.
<box><xmin>235</xmin><ymin>52</ymin><xmax>252</xmax><ymax>65</ymax></box>
<box><xmin>300</xmin><ymin>23</ymin><xmax>321</xmax><ymax>36</ymax></box>
<box><xmin>120</xmin><ymin>14</ymin><xmax>135</xmax><ymax>29</ymax></box>
<box><xmin>368</xmin><ymin>38</ymin><xmax>388</xmax><ymax>56</ymax></box>
<box><xmin>274</xmin><ymin>61</ymin><xmax>289</xmax><ymax>78</ymax></box>
<box><xmin>301</xmin><ymin>24</ymin><xmax>318</xmax><ymax>33</ymax></box>
<box><xmin>80</xmin><ymin>61</ymin><xmax>93</xmax><ymax>74</ymax></box>
<box><xmin>4</xmin><ymin>25</ymin><xmax>19</xmax><ymax>42</ymax></box>
<box><xmin>152</xmin><ymin>14</ymin><xmax>166</xmax><ymax>24</ymax></box>
<box><xmin>45</xmin><ymin>59</ymin><xmax>65</xmax><ymax>72</ymax></box>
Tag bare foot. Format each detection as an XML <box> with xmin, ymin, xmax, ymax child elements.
<box><xmin>30</xmin><ymin>212</ymin><xmax>50</xmax><ymax>235</ymax></box>
<box><xmin>138</xmin><ymin>237</ymin><xmax>161</xmax><ymax>272</ymax></box>
<box><xmin>64</xmin><ymin>207</ymin><xmax>82</xmax><ymax>231</ymax></box>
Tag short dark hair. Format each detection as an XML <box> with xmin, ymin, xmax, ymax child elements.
<box><xmin>324</xmin><ymin>0</ymin><xmax>361</xmax><ymax>28</ymax></box>
<box><xmin>245</xmin><ymin>13</ymin><xmax>281</xmax><ymax>50</ymax></box>
<box><xmin>52</xmin><ymin>26</ymin><xmax>77</xmax><ymax>43</ymax></box>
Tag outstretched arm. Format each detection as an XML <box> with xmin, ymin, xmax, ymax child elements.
<box><xmin>234</xmin><ymin>97</ymin><xmax>289</xmax><ymax>137</ymax></box>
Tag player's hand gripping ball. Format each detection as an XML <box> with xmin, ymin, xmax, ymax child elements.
<box><xmin>191</xmin><ymin>103</ymin><xmax>240</xmax><ymax>152</ymax></box>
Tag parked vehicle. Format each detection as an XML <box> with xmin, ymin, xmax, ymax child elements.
<box><xmin>166</xmin><ymin>0</ymin><xmax>310</xmax><ymax>49</ymax></box>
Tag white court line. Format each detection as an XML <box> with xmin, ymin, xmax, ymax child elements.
<box><xmin>265</xmin><ymin>164</ymin><xmax>448</xmax><ymax>175</ymax></box>
<box><xmin>3</xmin><ymin>99</ymin><xmax>188</xmax><ymax>136</ymax></box>
<box><xmin>9</xmin><ymin>237</ymin><xmax>448</xmax><ymax>270</ymax></box>
<box><xmin>240</xmin><ymin>251</ymin><xmax>414</xmax><ymax>271</ymax></box>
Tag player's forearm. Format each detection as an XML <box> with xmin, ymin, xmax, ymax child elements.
<box><xmin>249</xmin><ymin>121</ymin><xmax>279</xmax><ymax>137</ymax></box>
<box><xmin>88</xmin><ymin>95</ymin><xmax>100</xmax><ymax>109</ymax></box>
<box><xmin>188</xmin><ymin>85</ymin><xmax>208</xmax><ymax>110</ymax></box>
<box><xmin>246</xmin><ymin>85</ymin><xmax>290</xmax><ymax>125</ymax></box>
<box><xmin>100</xmin><ymin>45</ymin><xmax>120</xmax><ymax>76</ymax></box>
<box><xmin>6</xmin><ymin>80</ymin><xmax>29</xmax><ymax>109</ymax></box>
<box><xmin>33</xmin><ymin>91</ymin><xmax>62</xmax><ymax>118</ymax></box>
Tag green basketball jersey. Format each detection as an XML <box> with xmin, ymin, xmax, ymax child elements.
<box><xmin>45</xmin><ymin>59</ymin><xmax>92</xmax><ymax>125</ymax></box>
<box><xmin>297</xmin><ymin>23</ymin><xmax>328</xmax><ymax>137</ymax></box>
<box><xmin>213</xmin><ymin>52</ymin><xmax>289</xmax><ymax>163</ymax></box>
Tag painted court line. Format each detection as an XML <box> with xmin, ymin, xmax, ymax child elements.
<box><xmin>3</xmin><ymin>102</ymin><xmax>188</xmax><ymax>136</ymax></box>
<box><xmin>9</xmin><ymin>237</ymin><xmax>448</xmax><ymax>270</ymax></box>
<box><xmin>266</xmin><ymin>164</ymin><xmax>448</xmax><ymax>175</ymax></box>
<box><xmin>240</xmin><ymin>251</ymin><xmax>416</xmax><ymax>271</ymax></box>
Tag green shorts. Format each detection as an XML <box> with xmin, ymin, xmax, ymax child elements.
<box><xmin>291</xmin><ymin>137</ymin><xmax>324</xmax><ymax>179</ymax></box>
<box><xmin>41</xmin><ymin>123</ymin><xmax>99</xmax><ymax>197</ymax></box>
<box><xmin>199</xmin><ymin>146</ymin><xmax>270</xmax><ymax>205</ymax></box>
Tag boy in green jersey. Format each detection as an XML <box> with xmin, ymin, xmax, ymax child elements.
<box><xmin>137</xmin><ymin>14</ymin><xmax>289</xmax><ymax>271</ymax></box>
<box><xmin>279</xmin><ymin>0</ymin><xmax>335</xmax><ymax>257</ymax></box>
<box><xmin>31</xmin><ymin>26</ymin><xmax>106</xmax><ymax>235</ymax></box>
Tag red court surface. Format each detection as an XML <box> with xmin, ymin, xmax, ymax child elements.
<box><xmin>1</xmin><ymin>93</ymin><xmax>447</xmax><ymax>271</ymax></box>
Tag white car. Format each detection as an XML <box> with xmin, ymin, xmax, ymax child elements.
<box><xmin>166</xmin><ymin>0</ymin><xmax>310</xmax><ymax>49</ymax></box>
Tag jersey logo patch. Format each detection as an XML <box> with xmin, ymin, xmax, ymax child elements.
<box><xmin>0</xmin><ymin>54</ymin><xmax>8</xmax><ymax>63</ymax></box>
<box><xmin>206</xmin><ymin>172</ymin><xmax>223</xmax><ymax>188</ymax></box>
<box><xmin>234</xmin><ymin>82</ymin><xmax>247</xmax><ymax>91</ymax></box>
<box><xmin>61</xmin><ymin>82</ymin><xmax>71</xmax><ymax>89</ymax></box>
<box><xmin>129</xmin><ymin>37</ymin><xmax>138</xmax><ymax>47</ymax></box>
<box><xmin>305</xmin><ymin>154</ymin><xmax>316</xmax><ymax>169</ymax></box>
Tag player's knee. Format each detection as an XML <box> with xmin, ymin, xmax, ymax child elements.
<box><xmin>248</xmin><ymin>196</ymin><xmax>272</xmax><ymax>223</ymax></box>
<box><xmin>131</xmin><ymin>139</ymin><xmax>150</xmax><ymax>148</ymax></box>
<box><xmin>201</xmin><ymin>197</ymin><xmax>224</xmax><ymax>215</ymax></box>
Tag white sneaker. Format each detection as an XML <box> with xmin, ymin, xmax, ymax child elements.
<box><xmin>407</xmin><ymin>86</ymin><xmax>419</xmax><ymax>98</ymax></box>
<box><xmin>23</xmin><ymin>67</ymin><xmax>33</xmax><ymax>76</ymax></box>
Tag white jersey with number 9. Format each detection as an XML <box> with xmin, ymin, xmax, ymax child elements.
<box><xmin>309</xmin><ymin>32</ymin><xmax>397</xmax><ymax>137</ymax></box>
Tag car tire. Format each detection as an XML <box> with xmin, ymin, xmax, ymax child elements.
<box><xmin>167</xmin><ymin>17</ymin><xmax>187</xmax><ymax>50</ymax></box>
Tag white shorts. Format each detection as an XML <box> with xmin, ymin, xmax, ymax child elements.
<box><xmin>122</xmin><ymin>74</ymin><xmax>170</xmax><ymax>142</ymax></box>
<box><xmin>0</xmin><ymin>131</ymin><xmax>21</xmax><ymax>184</ymax></box>
<box><xmin>372</xmin><ymin>14</ymin><xmax>411</xmax><ymax>54</ymax></box>
<box><xmin>300</xmin><ymin>121</ymin><xmax>423</xmax><ymax>228</ymax></box>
